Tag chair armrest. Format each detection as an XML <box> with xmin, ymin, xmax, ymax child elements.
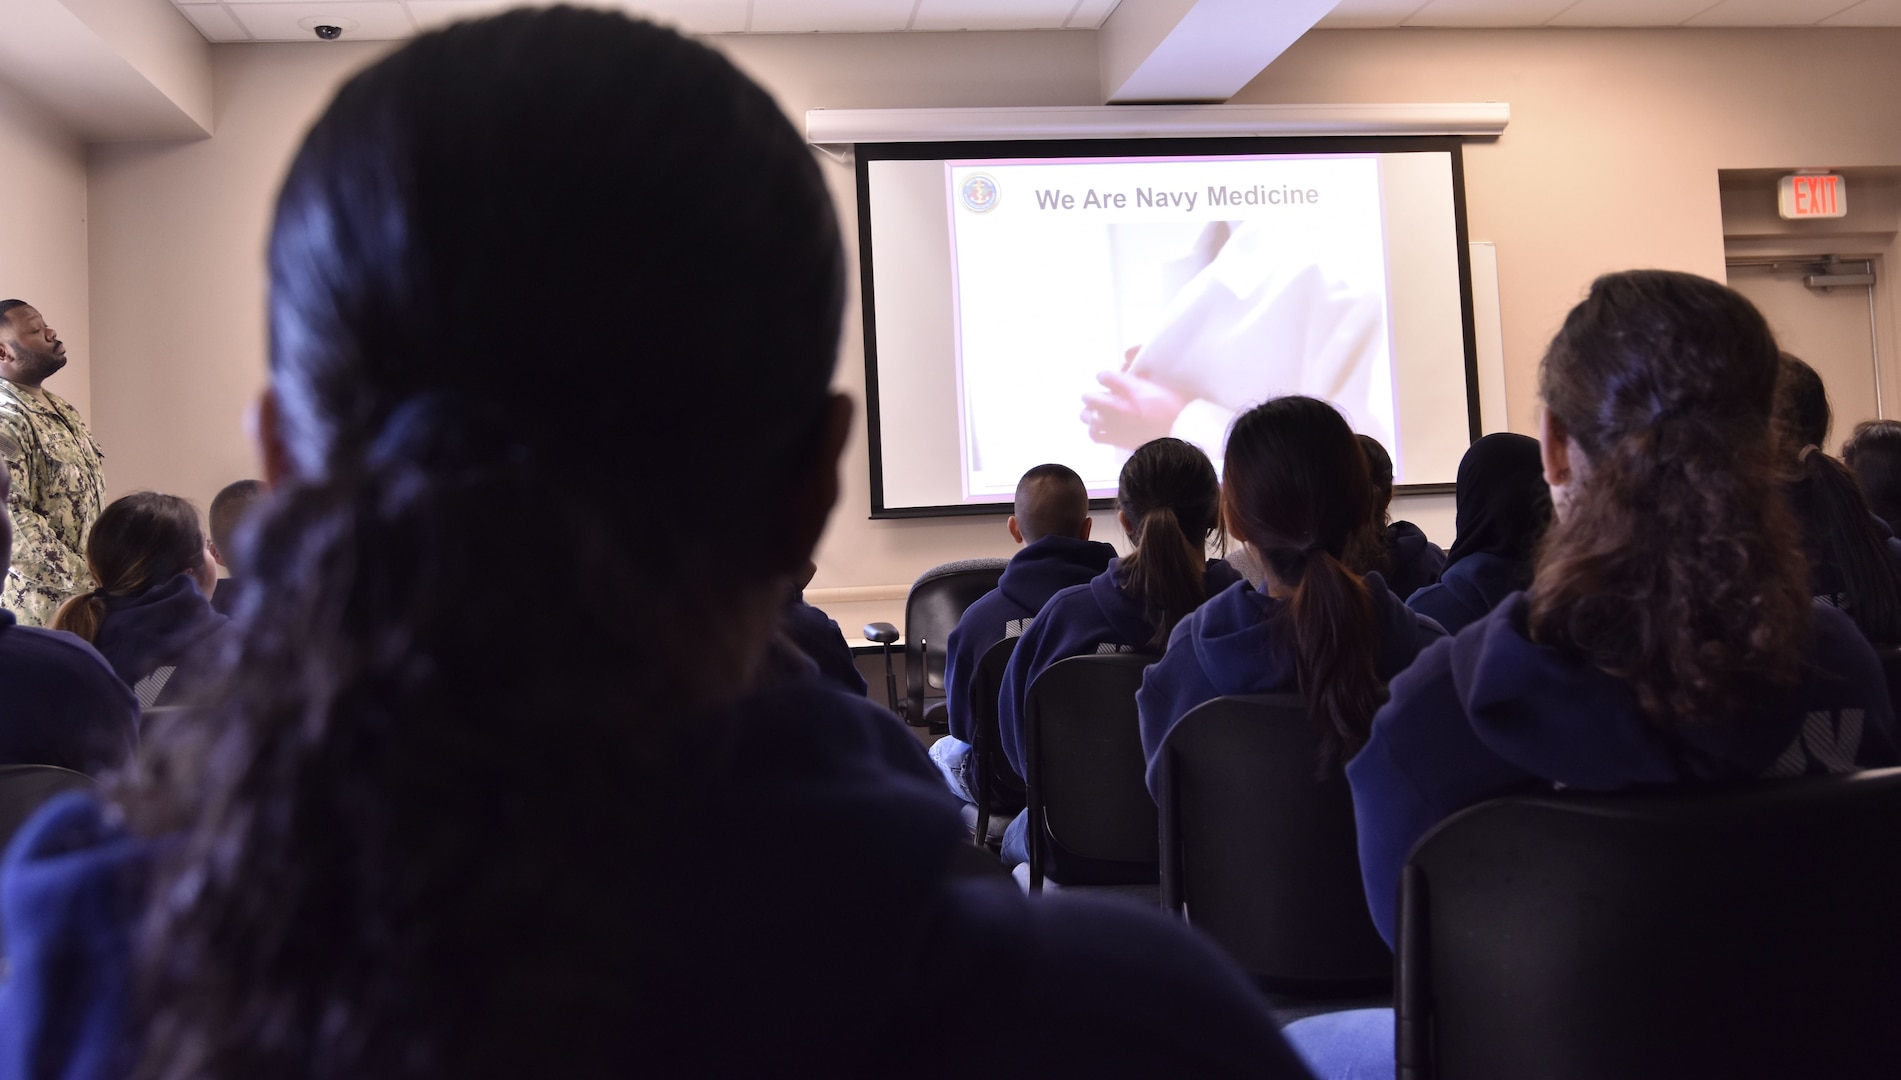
<box><xmin>864</xmin><ymin>622</ymin><xmax>900</xmax><ymax>645</ymax></box>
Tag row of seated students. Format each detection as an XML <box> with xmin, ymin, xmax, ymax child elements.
<box><xmin>921</xmin><ymin>276</ymin><xmax>1901</xmax><ymax>1073</ymax></box>
<box><xmin>0</xmin><ymin>9</ymin><xmax>1894</xmax><ymax>1076</ymax></box>
<box><xmin>0</xmin><ymin>477</ymin><xmax>262</xmax><ymax>777</ymax></box>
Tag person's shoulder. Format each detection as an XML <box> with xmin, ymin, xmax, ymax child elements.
<box><xmin>0</xmin><ymin>624</ymin><xmax>131</xmax><ymax>695</ymax></box>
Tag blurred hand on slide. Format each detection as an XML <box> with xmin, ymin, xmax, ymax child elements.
<box><xmin>1081</xmin><ymin>368</ymin><xmax>1185</xmax><ymax>448</ymax></box>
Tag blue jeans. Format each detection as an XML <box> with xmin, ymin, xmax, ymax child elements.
<box><xmin>1281</xmin><ymin>1008</ymin><xmax>1394</xmax><ymax>1080</ymax></box>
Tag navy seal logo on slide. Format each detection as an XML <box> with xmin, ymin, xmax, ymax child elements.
<box><xmin>960</xmin><ymin>174</ymin><xmax>999</xmax><ymax>213</ymax></box>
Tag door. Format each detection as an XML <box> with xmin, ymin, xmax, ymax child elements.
<box><xmin>1727</xmin><ymin>257</ymin><xmax>1883</xmax><ymax>454</ymax></box>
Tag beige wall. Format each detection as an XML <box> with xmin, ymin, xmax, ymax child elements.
<box><xmin>0</xmin><ymin>81</ymin><xmax>90</xmax><ymax>416</ymax></box>
<box><xmin>87</xmin><ymin>40</ymin><xmax>393</xmax><ymax>508</ymax></box>
<box><xmin>75</xmin><ymin>26</ymin><xmax>1901</xmax><ymax>623</ymax></box>
<box><xmin>1240</xmin><ymin>28</ymin><xmax>1901</xmax><ymax>438</ymax></box>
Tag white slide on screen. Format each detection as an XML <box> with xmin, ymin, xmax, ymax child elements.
<box><xmin>864</xmin><ymin>149</ymin><xmax>1471</xmax><ymax>512</ymax></box>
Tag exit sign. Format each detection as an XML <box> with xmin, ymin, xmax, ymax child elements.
<box><xmin>1779</xmin><ymin>173</ymin><xmax>1847</xmax><ymax>219</ymax></box>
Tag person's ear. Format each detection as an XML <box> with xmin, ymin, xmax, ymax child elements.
<box><xmin>250</xmin><ymin>386</ymin><xmax>295</xmax><ymax>488</ymax></box>
<box><xmin>1080</xmin><ymin>516</ymin><xmax>1092</xmax><ymax>540</ymax></box>
<box><xmin>1007</xmin><ymin>516</ymin><xmax>1024</xmax><ymax>544</ymax></box>
<box><xmin>768</xmin><ymin>393</ymin><xmax>853</xmax><ymax>576</ymax></box>
<box><xmin>208</xmin><ymin>541</ymin><xmax>227</xmax><ymax>570</ymax></box>
<box><xmin>1540</xmin><ymin>408</ymin><xmax>1579</xmax><ymax>521</ymax></box>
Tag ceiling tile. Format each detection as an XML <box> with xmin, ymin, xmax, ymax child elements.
<box><xmin>1683</xmin><ymin>0</ymin><xmax>1865</xmax><ymax>24</ymax></box>
<box><xmin>403</xmin><ymin>0</ymin><xmax>517</xmax><ymax>31</ymax></box>
<box><xmin>1403</xmin><ymin>0</ymin><xmax>1578</xmax><ymax>26</ymax></box>
<box><xmin>404</xmin><ymin>1</ymin><xmax>748</xmax><ymax>34</ymax></box>
<box><xmin>226</xmin><ymin>2</ymin><xmax>417</xmax><ymax>40</ymax></box>
<box><xmin>175</xmin><ymin>4</ymin><xmax>253</xmax><ymax>40</ymax></box>
<box><xmin>1548</xmin><ymin>0</ymin><xmax>1725</xmax><ymax>25</ymax></box>
<box><xmin>621</xmin><ymin>0</ymin><xmax>750</xmax><ymax>33</ymax></box>
<box><xmin>748</xmin><ymin>0</ymin><xmax>916</xmax><ymax>32</ymax></box>
<box><xmin>1066</xmin><ymin>0</ymin><xmax>1121</xmax><ymax>29</ymax></box>
<box><xmin>1316</xmin><ymin>0</ymin><xmax>1429</xmax><ymax>28</ymax></box>
<box><xmin>912</xmin><ymin>0</ymin><xmax>1071</xmax><ymax>31</ymax></box>
<box><xmin>1815</xmin><ymin>0</ymin><xmax>1901</xmax><ymax>22</ymax></box>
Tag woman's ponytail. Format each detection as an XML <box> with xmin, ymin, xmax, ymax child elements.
<box><xmin>1283</xmin><ymin>547</ymin><xmax>1380</xmax><ymax>774</ymax></box>
<box><xmin>1116</xmin><ymin>438</ymin><xmax>1222</xmax><ymax>648</ymax></box>
<box><xmin>50</xmin><ymin>590</ymin><xmax>109</xmax><ymax>643</ymax></box>
<box><xmin>1225</xmin><ymin>397</ymin><xmax>1385</xmax><ymax>775</ymax></box>
<box><xmin>1122</xmin><ymin>504</ymin><xmax>1209</xmax><ymax>648</ymax></box>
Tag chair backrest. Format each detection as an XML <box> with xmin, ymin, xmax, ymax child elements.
<box><xmin>0</xmin><ymin>765</ymin><xmax>98</xmax><ymax>954</ymax></box>
<box><xmin>1877</xmin><ymin>647</ymin><xmax>1901</xmax><ymax>720</ymax></box>
<box><xmin>1397</xmin><ymin>768</ymin><xmax>1901</xmax><ymax>1080</ymax></box>
<box><xmin>1156</xmin><ymin>694</ymin><xmax>1389</xmax><ymax>989</ymax></box>
<box><xmin>903</xmin><ymin>559</ymin><xmax>1009</xmax><ymax>719</ymax></box>
<box><xmin>968</xmin><ymin>635</ymin><xmax>1024</xmax><ymax>819</ymax></box>
<box><xmin>1023</xmin><ymin>653</ymin><xmax>1157</xmax><ymax>885</ymax></box>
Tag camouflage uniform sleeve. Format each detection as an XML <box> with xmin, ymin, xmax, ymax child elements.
<box><xmin>0</xmin><ymin>407</ymin><xmax>90</xmax><ymax>597</ymax></box>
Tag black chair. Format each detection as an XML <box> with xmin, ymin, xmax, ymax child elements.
<box><xmin>1155</xmin><ymin>694</ymin><xmax>1389</xmax><ymax>994</ymax></box>
<box><xmin>967</xmin><ymin>636</ymin><xmax>1024</xmax><ymax>848</ymax></box>
<box><xmin>1022</xmin><ymin>653</ymin><xmax>1158</xmax><ymax>891</ymax></box>
<box><xmin>1877</xmin><ymin>647</ymin><xmax>1901</xmax><ymax>720</ymax></box>
<box><xmin>1396</xmin><ymin>768</ymin><xmax>1901</xmax><ymax>1080</ymax></box>
<box><xmin>0</xmin><ymin>765</ymin><xmax>98</xmax><ymax>955</ymax></box>
<box><xmin>866</xmin><ymin>559</ymin><xmax>1007</xmax><ymax>728</ymax></box>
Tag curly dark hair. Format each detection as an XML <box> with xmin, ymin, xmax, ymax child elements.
<box><xmin>121</xmin><ymin>8</ymin><xmax>844</xmax><ymax>1078</ymax></box>
<box><xmin>1527</xmin><ymin>270</ymin><xmax>1810</xmax><ymax>725</ymax></box>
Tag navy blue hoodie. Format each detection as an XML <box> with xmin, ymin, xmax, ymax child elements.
<box><xmin>91</xmin><ymin>574</ymin><xmax>231</xmax><ymax>707</ymax></box>
<box><xmin>0</xmin><ymin>678</ymin><xmax>1314</xmax><ymax>1079</ymax></box>
<box><xmin>1350</xmin><ymin>593</ymin><xmax>1897</xmax><ymax>946</ymax></box>
<box><xmin>1405</xmin><ymin>551</ymin><xmax>1524</xmax><ymax>637</ymax></box>
<box><xmin>1137</xmin><ymin>572</ymin><xmax>1447</xmax><ymax>797</ymax></box>
<box><xmin>782</xmin><ymin>594</ymin><xmax>868</xmax><ymax>697</ymax></box>
<box><xmin>943</xmin><ymin>535</ymin><xmax>1117</xmax><ymax>742</ymax></box>
<box><xmin>1381</xmin><ymin>520</ymin><xmax>1445</xmax><ymax>600</ymax></box>
<box><xmin>997</xmin><ymin>557</ymin><xmax>1241</xmax><ymax>782</ymax></box>
<box><xmin>0</xmin><ymin>610</ymin><xmax>138</xmax><ymax>775</ymax></box>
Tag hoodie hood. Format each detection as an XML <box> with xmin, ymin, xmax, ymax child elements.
<box><xmin>1382</xmin><ymin>520</ymin><xmax>1445</xmax><ymax>599</ymax></box>
<box><xmin>996</xmin><ymin>536</ymin><xmax>1117</xmax><ymax>616</ymax></box>
<box><xmin>1186</xmin><ymin>571</ymin><xmax>1428</xmax><ymax>698</ymax></box>
<box><xmin>1089</xmin><ymin>556</ymin><xmax>1243</xmax><ymax>653</ymax></box>
<box><xmin>1447</xmin><ymin>593</ymin><xmax>1821</xmax><ymax>788</ymax></box>
<box><xmin>92</xmin><ymin>573</ymin><xmax>229</xmax><ymax>689</ymax></box>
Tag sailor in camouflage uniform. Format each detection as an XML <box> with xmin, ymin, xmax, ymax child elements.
<box><xmin>0</xmin><ymin>301</ymin><xmax>104</xmax><ymax>626</ymax></box>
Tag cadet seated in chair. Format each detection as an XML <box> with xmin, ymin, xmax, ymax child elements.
<box><xmin>931</xmin><ymin>463</ymin><xmax>1114</xmax><ymax>803</ymax></box>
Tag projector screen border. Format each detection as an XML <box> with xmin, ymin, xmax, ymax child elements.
<box><xmin>856</xmin><ymin>134</ymin><xmax>1482</xmax><ymax>520</ymax></box>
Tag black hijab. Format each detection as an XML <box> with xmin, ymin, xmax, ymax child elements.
<box><xmin>1446</xmin><ymin>433</ymin><xmax>1553</xmax><ymax>573</ymax></box>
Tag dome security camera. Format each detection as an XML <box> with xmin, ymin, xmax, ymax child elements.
<box><xmin>313</xmin><ymin>24</ymin><xmax>342</xmax><ymax>40</ymax></box>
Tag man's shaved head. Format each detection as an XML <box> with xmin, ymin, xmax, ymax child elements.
<box><xmin>1013</xmin><ymin>464</ymin><xmax>1090</xmax><ymax>544</ymax></box>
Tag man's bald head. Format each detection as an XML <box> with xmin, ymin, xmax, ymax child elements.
<box><xmin>1012</xmin><ymin>464</ymin><xmax>1090</xmax><ymax>544</ymax></box>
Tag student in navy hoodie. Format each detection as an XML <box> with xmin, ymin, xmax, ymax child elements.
<box><xmin>1777</xmin><ymin>354</ymin><xmax>1901</xmax><ymax>646</ymax></box>
<box><xmin>931</xmin><ymin>463</ymin><xmax>1115</xmax><ymax>803</ymax></box>
<box><xmin>1844</xmin><ymin>419</ymin><xmax>1901</xmax><ymax>530</ymax></box>
<box><xmin>1357</xmin><ymin>434</ymin><xmax>1445</xmax><ymax>600</ymax></box>
<box><xmin>995</xmin><ymin>437</ymin><xmax>1240</xmax><ymax>872</ymax></box>
<box><xmin>782</xmin><ymin>561</ymin><xmax>869</xmax><ymax>697</ymax></box>
<box><xmin>0</xmin><ymin>13</ymin><xmax>1318</xmax><ymax>1079</ymax></box>
<box><xmin>1405</xmin><ymin>433</ymin><xmax>1551</xmax><ymax>636</ymax></box>
<box><xmin>206</xmin><ymin>478</ymin><xmax>265</xmax><ymax>618</ymax></box>
<box><xmin>1137</xmin><ymin>396</ymin><xmax>1446</xmax><ymax>796</ymax></box>
<box><xmin>1284</xmin><ymin>270</ymin><xmax>1897</xmax><ymax>1078</ymax></box>
<box><xmin>50</xmin><ymin>492</ymin><xmax>230</xmax><ymax>708</ymax></box>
